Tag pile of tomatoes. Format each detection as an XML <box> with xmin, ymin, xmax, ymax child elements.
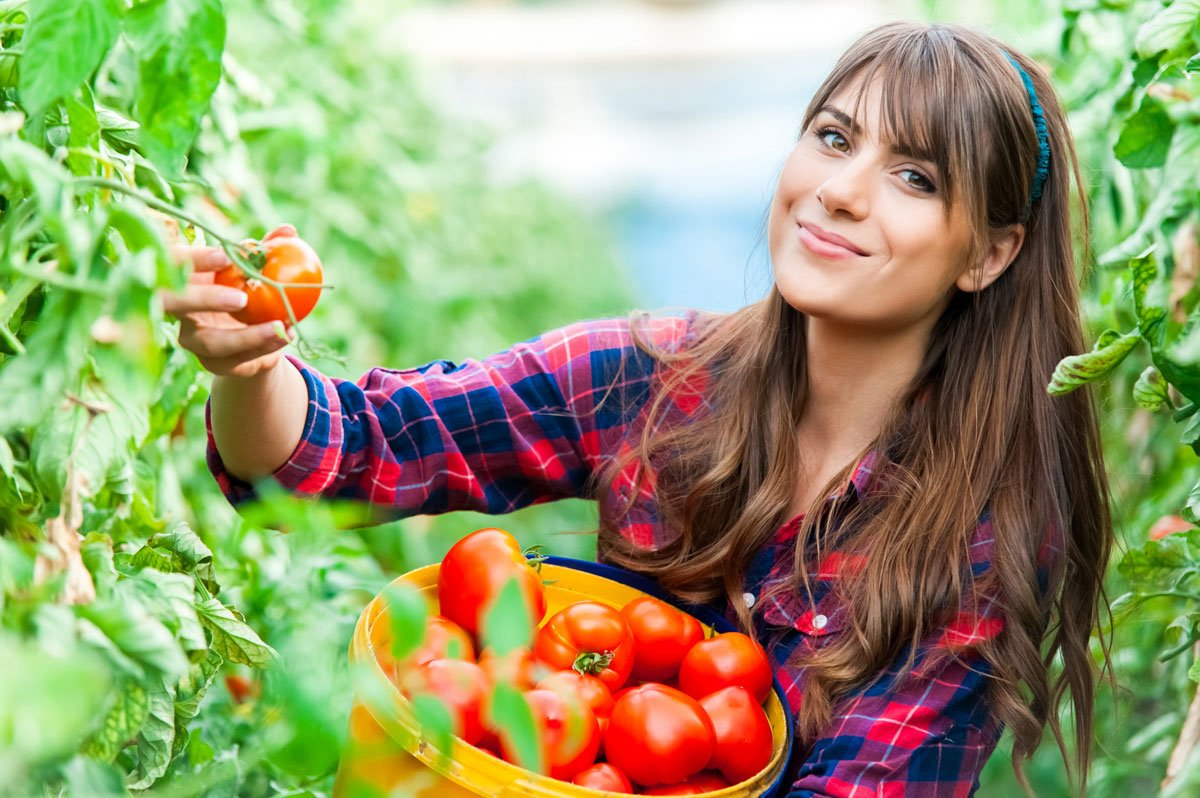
<box><xmin>378</xmin><ymin>528</ymin><xmax>777</xmax><ymax>795</ymax></box>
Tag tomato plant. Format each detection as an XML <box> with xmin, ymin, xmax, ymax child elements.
<box><xmin>213</xmin><ymin>236</ymin><xmax>323</xmax><ymax>326</ymax></box>
<box><xmin>438</xmin><ymin>527</ymin><xmax>548</xmax><ymax>638</ymax></box>
<box><xmin>621</xmin><ymin>595</ymin><xmax>705</xmax><ymax>682</ymax></box>
<box><xmin>533</xmin><ymin>600</ymin><xmax>635</xmax><ymax>691</ymax></box>
<box><xmin>678</xmin><ymin>632</ymin><xmax>772</xmax><ymax>703</ymax></box>
<box><xmin>603</xmin><ymin>683</ymin><xmax>715</xmax><ymax>787</ymax></box>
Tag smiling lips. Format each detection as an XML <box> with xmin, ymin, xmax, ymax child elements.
<box><xmin>797</xmin><ymin>221</ymin><xmax>868</xmax><ymax>259</ymax></box>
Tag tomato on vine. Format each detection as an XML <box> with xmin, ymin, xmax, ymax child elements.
<box><xmin>214</xmin><ymin>236</ymin><xmax>323</xmax><ymax>325</ymax></box>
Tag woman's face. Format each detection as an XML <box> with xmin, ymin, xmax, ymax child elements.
<box><xmin>769</xmin><ymin>78</ymin><xmax>988</xmax><ymax>335</ymax></box>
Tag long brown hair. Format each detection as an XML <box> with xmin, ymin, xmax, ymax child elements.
<box><xmin>591</xmin><ymin>22</ymin><xmax>1111</xmax><ymax>795</ymax></box>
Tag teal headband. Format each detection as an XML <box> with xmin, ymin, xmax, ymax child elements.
<box><xmin>1004</xmin><ymin>53</ymin><xmax>1050</xmax><ymax>223</ymax></box>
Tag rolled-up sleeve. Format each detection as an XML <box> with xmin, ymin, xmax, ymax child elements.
<box><xmin>205</xmin><ymin>314</ymin><xmax>695</xmax><ymax>516</ymax></box>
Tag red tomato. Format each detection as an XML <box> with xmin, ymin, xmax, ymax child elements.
<box><xmin>214</xmin><ymin>236</ymin><xmax>323</xmax><ymax>325</ymax></box>
<box><xmin>437</xmin><ymin>527</ymin><xmax>548</xmax><ymax>638</ymax></box>
<box><xmin>502</xmin><ymin>688</ymin><xmax>599</xmax><ymax>781</ymax></box>
<box><xmin>536</xmin><ymin>670</ymin><xmax>615</xmax><ymax>723</ymax></box>
<box><xmin>533</xmin><ymin>601</ymin><xmax>635</xmax><ymax>692</ymax></box>
<box><xmin>640</xmin><ymin>771</ymin><xmax>731</xmax><ymax>794</ymax></box>
<box><xmin>679</xmin><ymin>632</ymin><xmax>772</xmax><ymax>703</ymax></box>
<box><xmin>1150</xmin><ymin>514</ymin><xmax>1192</xmax><ymax>540</ymax></box>
<box><xmin>621</xmin><ymin>596</ymin><xmax>705</xmax><ymax>682</ymax></box>
<box><xmin>572</xmin><ymin>762</ymin><xmax>633</xmax><ymax>793</ymax></box>
<box><xmin>699</xmin><ymin>686</ymin><xmax>773</xmax><ymax>784</ymax></box>
<box><xmin>399</xmin><ymin>659</ymin><xmax>490</xmax><ymax>745</ymax></box>
<box><xmin>479</xmin><ymin>646</ymin><xmax>550</xmax><ymax>691</ymax></box>
<box><xmin>604</xmin><ymin>683</ymin><xmax>715</xmax><ymax>786</ymax></box>
<box><xmin>224</xmin><ymin>673</ymin><xmax>256</xmax><ymax>704</ymax></box>
<box><xmin>377</xmin><ymin>614</ymin><xmax>474</xmax><ymax>686</ymax></box>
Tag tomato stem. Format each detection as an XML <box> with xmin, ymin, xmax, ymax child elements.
<box><xmin>572</xmin><ymin>651</ymin><xmax>614</xmax><ymax>676</ymax></box>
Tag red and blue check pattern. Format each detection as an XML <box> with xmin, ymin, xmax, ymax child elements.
<box><xmin>207</xmin><ymin>313</ymin><xmax>1013</xmax><ymax>796</ymax></box>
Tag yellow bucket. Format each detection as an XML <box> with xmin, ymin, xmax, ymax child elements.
<box><xmin>334</xmin><ymin>556</ymin><xmax>795</xmax><ymax>798</ymax></box>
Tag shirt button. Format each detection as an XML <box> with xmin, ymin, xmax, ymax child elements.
<box><xmin>812</xmin><ymin>614</ymin><xmax>828</xmax><ymax>630</ymax></box>
<box><xmin>742</xmin><ymin>592</ymin><xmax>756</xmax><ymax>609</ymax></box>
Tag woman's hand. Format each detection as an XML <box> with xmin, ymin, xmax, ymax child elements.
<box><xmin>161</xmin><ymin>224</ymin><xmax>298</xmax><ymax>378</ymax></box>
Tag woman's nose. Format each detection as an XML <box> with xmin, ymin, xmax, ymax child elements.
<box><xmin>816</xmin><ymin>157</ymin><xmax>872</xmax><ymax>220</ymax></box>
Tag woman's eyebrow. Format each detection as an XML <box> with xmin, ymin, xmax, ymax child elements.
<box><xmin>815</xmin><ymin>105</ymin><xmax>937</xmax><ymax>166</ymax></box>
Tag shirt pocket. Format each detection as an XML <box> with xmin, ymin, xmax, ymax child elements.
<box><xmin>759</xmin><ymin>582</ymin><xmax>848</xmax><ymax>649</ymax></box>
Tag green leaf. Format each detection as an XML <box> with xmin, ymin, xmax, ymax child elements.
<box><xmin>1187</xmin><ymin>54</ymin><xmax>1200</xmax><ymax>74</ymax></box>
<box><xmin>171</xmin><ymin>651</ymin><xmax>221</xmax><ymax>759</ymax></box>
<box><xmin>124</xmin><ymin>0</ymin><xmax>226</xmax><ymax>176</ymax></box>
<box><xmin>0</xmin><ymin>635</ymin><xmax>113</xmax><ymax>772</ymax></box>
<box><xmin>146</xmin><ymin>348</ymin><xmax>203</xmax><ymax>441</ymax></box>
<box><xmin>480</xmin><ymin>576</ymin><xmax>533</xmax><ymax>656</ymax></box>
<box><xmin>126</xmin><ymin>678</ymin><xmax>175</xmax><ymax>789</ymax></box>
<box><xmin>1190</xmin><ymin>655</ymin><xmax>1200</xmax><ymax>683</ymax></box>
<box><xmin>410</xmin><ymin>693</ymin><xmax>454</xmax><ymax>766</ymax></box>
<box><xmin>383</xmin><ymin>583</ymin><xmax>428</xmax><ymax>664</ymax></box>
<box><xmin>195</xmin><ymin>597</ymin><xmax>276</xmax><ymax>668</ymax></box>
<box><xmin>127</xmin><ymin>569</ymin><xmax>207</xmax><ymax>654</ymax></box>
<box><xmin>62</xmin><ymin>755</ymin><xmax>129</xmax><ymax>797</ymax></box>
<box><xmin>1132</xmin><ymin>248</ymin><xmax>1168</xmax><ymax>346</ymax></box>
<box><xmin>1135</xmin><ymin>0</ymin><xmax>1200</xmax><ymax>58</ymax></box>
<box><xmin>82</xmin><ymin>680</ymin><xmax>150</xmax><ymax>763</ymax></box>
<box><xmin>81</xmin><ymin>533</ymin><xmax>118</xmax><ymax>598</ymax></box>
<box><xmin>80</xmin><ymin>591</ymin><xmax>190</xmax><ymax>680</ymax></box>
<box><xmin>30</xmin><ymin>378</ymin><xmax>148</xmax><ymax>500</ymax></box>
<box><xmin>66</xmin><ymin>85</ymin><xmax>102</xmax><ymax>177</ymax></box>
<box><xmin>1134</xmin><ymin>365</ymin><xmax>1171</xmax><ymax>410</ymax></box>
<box><xmin>130</xmin><ymin>523</ymin><xmax>219</xmax><ymax>595</ymax></box>
<box><xmin>18</xmin><ymin>0</ymin><xmax>123</xmax><ymax>114</ymax></box>
<box><xmin>1115</xmin><ymin>96</ymin><xmax>1176</xmax><ymax>169</ymax></box>
<box><xmin>488</xmin><ymin>683</ymin><xmax>541</xmax><ymax>774</ymax></box>
<box><xmin>1047</xmin><ymin>329</ymin><xmax>1141</xmax><ymax>395</ymax></box>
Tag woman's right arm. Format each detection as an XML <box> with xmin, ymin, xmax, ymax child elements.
<box><xmin>165</xmin><ymin>231</ymin><xmax>699</xmax><ymax>517</ymax></box>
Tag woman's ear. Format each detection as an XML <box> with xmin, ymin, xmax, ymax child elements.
<box><xmin>956</xmin><ymin>224</ymin><xmax>1026</xmax><ymax>293</ymax></box>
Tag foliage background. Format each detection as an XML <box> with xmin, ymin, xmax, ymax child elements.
<box><xmin>3</xmin><ymin>0</ymin><xmax>1200</xmax><ymax>795</ymax></box>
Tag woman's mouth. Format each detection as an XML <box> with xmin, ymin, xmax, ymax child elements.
<box><xmin>796</xmin><ymin>222</ymin><xmax>868</xmax><ymax>259</ymax></box>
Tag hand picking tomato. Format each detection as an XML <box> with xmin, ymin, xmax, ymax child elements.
<box><xmin>214</xmin><ymin>236</ymin><xmax>323</xmax><ymax>325</ymax></box>
<box><xmin>479</xmin><ymin>646</ymin><xmax>549</xmax><ymax>691</ymax></box>
<box><xmin>502</xmin><ymin>688</ymin><xmax>599</xmax><ymax>781</ymax></box>
<box><xmin>533</xmin><ymin>601</ymin><xmax>635</xmax><ymax>692</ymax></box>
<box><xmin>621</xmin><ymin>595</ymin><xmax>705</xmax><ymax>682</ymax></box>
<box><xmin>640</xmin><ymin>771</ymin><xmax>731</xmax><ymax>795</ymax></box>
<box><xmin>604</xmin><ymin>683</ymin><xmax>715</xmax><ymax>787</ymax></box>
<box><xmin>437</xmin><ymin>527</ymin><xmax>548</xmax><ymax>638</ymax></box>
<box><xmin>678</xmin><ymin>631</ymin><xmax>773</xmax><ymax>703</ymax></box>
<box><xmin>572</xmin><ymin>762</ymin><xmax>633</xmax><ymax>793</ymax></box>
<box><xmin>699</xmin><ymin>686</ymin><xmax>773</xmax><ymax>784</ymax></box>
<box><xmin>399</xmin><ymin>659</ymin><xmax>490</xmax><ymax>745</ymax></box>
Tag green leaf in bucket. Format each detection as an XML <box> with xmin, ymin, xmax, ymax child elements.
<box><xmin>489</xmin><ymin>683</ymin><xmax>542</xmax><ymax>774</ymax></box>
<box><xmin>410</xmin><ymin>693</ymin><xmax>455</xmax><ymax>769</ymax></box>
<box><xmin>383</xmin><ymin>583</ymin><xmax>428</xmax><ymax>664</ymax></box>
<box><xmin>480</xmin><ymin>576</ymin><xmax>532</xmax><ymax>656</ymax></box>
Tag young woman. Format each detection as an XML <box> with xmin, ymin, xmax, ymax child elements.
<box><xmin>165</xmin><ymin>21</ymin><xmax>1111</xmax><ymax>796</ymax></box>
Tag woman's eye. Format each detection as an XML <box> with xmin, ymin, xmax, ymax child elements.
<box><xmin>816</xmin><ymin>127</ymin><xmax>849</xmax><ymax>152</ymax></box>
<box><xmin>900</xmin><ymin>168</ymin><xmax>937</xmax><ymax>194</ymax></box>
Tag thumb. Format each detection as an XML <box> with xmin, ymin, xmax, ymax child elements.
<box><xmin>263</xmin><ymin>223</ymin><xmax>298</xmax><ymax>241</ymax></box>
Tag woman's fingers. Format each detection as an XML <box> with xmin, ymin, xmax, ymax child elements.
<box><xmin>262</xmin><ymin>223</ymin><xmax>297</xmax><ymax>242</ymax></box>
<box><xmin>159</xmin><ymin>284</ymin><xmax>248</xmax><ymax>318</ymax></box>
<box><xmin>180</xmin><ymin>320</ymin><xmax>293</xmax><ymax>362</ymax></box>
<box><xmin>171</xmin><ymin>243</ymin><xmax>233</xmax><ymax>272</ymax></box>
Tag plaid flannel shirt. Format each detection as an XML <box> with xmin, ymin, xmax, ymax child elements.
<box><xmin>206</xmin><ymin>312</ymin><xmax>1016</xmax><ymax>797</ymax></box>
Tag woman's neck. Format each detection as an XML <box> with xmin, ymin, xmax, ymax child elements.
<box><xmin>798</xmin><ymin>316</ymin><xmax>931</xmax><ymax>461</ymax></box>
